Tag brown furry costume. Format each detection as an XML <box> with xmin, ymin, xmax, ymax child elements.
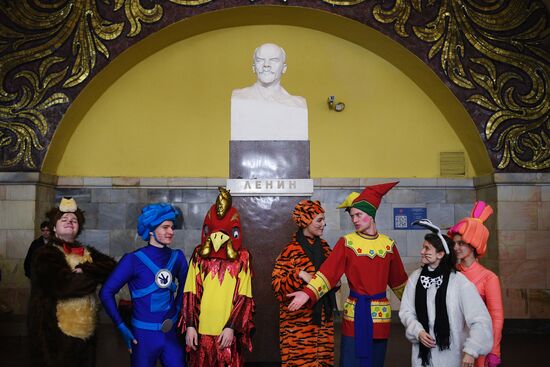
<box><xmin>28</xmin><ymin>238</ymin><xmax>116</xmax><ymax>367</ymax></box>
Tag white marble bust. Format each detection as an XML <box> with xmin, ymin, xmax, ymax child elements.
<box><xmin>232</xmin><ymin>43</ymin><xmax>306</xmax><ymax>108</ymax></box>
<box><xmin>231</xmin><ymin>43</ymin><xmax>308</xmax><ymax>141</ymax></box>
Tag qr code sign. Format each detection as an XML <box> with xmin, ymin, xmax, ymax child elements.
<box><xmin>395</xmin><ymin>215</ymin><xmax>408</xmax><ymax>229</ymax></box>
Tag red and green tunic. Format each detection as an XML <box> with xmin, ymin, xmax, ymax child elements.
<box><xmin>304</xmin><ymin>232</ymin><xmax>407</xmax><ymax>339</ymax></box>
<box><xmin>272</xmin><ymin>236</ymin><xmax>335</xmax><ymax>366</ymax></box>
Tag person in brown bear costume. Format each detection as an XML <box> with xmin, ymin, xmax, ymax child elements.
<box><xmin>28</xmin><ymin>197</ymin><xmax>116</xmax><ymax>366</ymax></box>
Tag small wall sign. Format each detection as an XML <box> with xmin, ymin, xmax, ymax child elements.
<box><xmin>393</xmin><ymin>207</ymin><xmax>427</xmax><ymax>230</ymax></box>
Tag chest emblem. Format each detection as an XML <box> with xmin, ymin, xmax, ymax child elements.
<box><xmin>155</xmin><ymin>269</ymin><xmax>173</xmax><ymax>288</ymax></box>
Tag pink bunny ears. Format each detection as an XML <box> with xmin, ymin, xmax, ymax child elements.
<box><xmin>470</xmin><ymin>201</ymin><xmax>493</xmax><ymax>223</ymax></box>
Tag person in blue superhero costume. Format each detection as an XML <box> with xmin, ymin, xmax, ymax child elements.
<box><xmin>100</xmin><ymin>203</ymin><xmax>188</xmax><ymax>367</ymax></box>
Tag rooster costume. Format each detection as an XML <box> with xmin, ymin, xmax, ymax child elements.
<box><xmin>179</xmin><ymin>187</ymin><xmax>254</xmax><ymax>367</ymax></box>
<box><xmin>28</xmin><ymin>197</ymin><xmax>116</xmax><ymax>367</ymax></box>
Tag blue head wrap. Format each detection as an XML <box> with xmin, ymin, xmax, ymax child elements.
<box><xmin>137</xmin><ymin>203</ymin><xmax>179</xmax><ymax>241</ymax></box>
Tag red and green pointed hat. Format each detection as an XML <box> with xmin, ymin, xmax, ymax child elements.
<box><xmin>338</xmin><ymin>181</ymin><xmax>398</xmax><ymax>218</ymax></box>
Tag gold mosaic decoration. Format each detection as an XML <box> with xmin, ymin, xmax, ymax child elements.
<box><xmin>372</xmin><ymin>0</ymin><xmax>549</xmax><ymax>170</ymax></box>
<box><xmin>0</xmin><ymin>0</ymin><xmax>548</xmax><ymax>170</ymax></box>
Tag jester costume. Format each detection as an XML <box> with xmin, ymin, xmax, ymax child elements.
<box><xmin>449</xmin><ymin>201</ymin><xmax>503</xmax><ymax>367</ymax></box>
<box><xmin>28</xmin><ymin>198</ymin><xmax>116</xmax><ymax>367</ymax></box>
<box><xmin>303</xmin><ymin>183</ymin><xmax>408</xmax><ymax>367</ymax></box>
<box><xmin>100</xmin><ymin>203</ymin><xmax>188</xmax><ymax>367</ymax></box>
<box><xmin>179</xmin><ymin>187</ymin><xmax>255</xmax><ymax>367</ymax></box>
<box><xmin>272</xmin><ymin>200</ymin><xmax>337</xmax><ymax>366</ymax></box>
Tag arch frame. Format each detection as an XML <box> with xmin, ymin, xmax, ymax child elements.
<box><xmin>0</xmin><ymin>0</ymin><xmax>547</xmax><ymax>173</ymax></box>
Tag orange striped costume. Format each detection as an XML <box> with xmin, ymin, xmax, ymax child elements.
<box><xmin>272</xmin><ymin>235</ymin><xmax>335</xmax><ymax>367</ymax></box>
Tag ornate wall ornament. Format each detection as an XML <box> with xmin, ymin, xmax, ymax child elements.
<box><xmin>0</xmin><ymin>0</ymin><xmax>548</xmax><ymax>171</ymax></box>
<box><xmin>373</xmin><ymin>0</ymin><xmax>549</xmax><ymax>170</ymax></box>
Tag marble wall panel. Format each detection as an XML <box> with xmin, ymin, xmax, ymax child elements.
<box><xmin>426</xmin><ymin>203</ymin><xmax>455</xmax><ymax>229</ymax></box>
<box><xmin>0</xmin><ymin>230</ymin><xmax>5</xmax><ymax>258</ymax></box>
<box><xmin>113</xmin><ymin>177</ymin><xmax>140</xmax><ymax>186</ymax></box>
<box><xmin>168</xmin><ymin>189</ymin><xmax>183</xmax><ymax>203</ymax></box>
<box><xmin>140</xmin><ymin>178</ymin><xmax>168</xmax><ymax>186</ymax></box>
<box><xmin>81</xmin><ymin>229</ymin><xmax>111</xmax><ymax>255</ymax></box>
<box><xmin>401</xmin><ymin>256</ymin><xmax>422</xmax><ymax>275</ymax></box>
<box><xmin>498</xmin><ymin>202</ymin><xmax>539</xmax><ymax>231</ymax></box>
<box><xmin>170</xmin><ymin>230</ymin><xmax>187</xmax><ymax>252</ymax></box>
<box><xmin>525</xmin><ymin>231</ymin><xmax>550</xmax><ymax>260</ymax></box>
<box><xmin>6</xmin><ymin>230</ymin><xmax>34</xmax><ymax>259</ymax></box>
<box><xmin>475</xmin><ymin>186</ymin><xmax>498</xmax><ymax>202</ymax></box>
<box><xmin>0</xmin><ymin>258</ymin><xmax>26</xmax><ymax>288</ymax></box>
<box><xmin>375</xmin><ymin>204</ymin><xmax>393</xmax><ymax>231</ymax></box>
<box><xmin>384</xmin><ymin>188</ymin><xmax>417</xmax><ymax>204</ymax></box>
<box><xmin>311</xmin><ymin>188</ymin><xmax>353</xmax><ymax>206</ymax></box>
<box><xmin>501</xmin><ymin>288</ymin><xmax>529</xmax><ymax>318</ymax></box>
<box><xmin>499</xmin><ymin>260</ymin><xmax>546</xmax><ymax>289</ymax></box>
<box><xmin>498</xmin><ymin>231</ymin><xmax>526</xmax><ymax>260</ymax></box>
<box><xmin>445</xmin><ymin>189</ymin><xmax>476</xmax><ymax>204</ymax></box>
<box><xmin>339</xmin><ymin>209</ymin><xmax>355</xmax><ymax>232</ymax></box>
<box><xmin>110</xmin><ymin>188</ymin><xmax>141</xmax><ymax>203</ymax></box>
<box><xmin>125</xmin><ymin>203</ymin><xmax>146</xmax><ymax>231</ymax></box>
<box><xmin>415</xmin><ymin>189</ymin><xmax>446</xmax><ymax>204</ymax></box>
<box><xmin>498</xmin><ymin>185</ymin><xmax>541</xmax><ymax>202</ymax></box>
<box><xmin>179</xmin><ymin>229</ymin><xmax>202</xmax><ymax>256</ymax></box>
<box><xmin>321</xmin><ymin>229</ymin><xmax>348</xmax><ymax>249</ymax></box>
<box><xmin>405</xmin><ymin>230</ymin><xmax>426</xmax><ymax>258</ymax></box>
<box><xmin>55</xmin><ymin>188</ymin><xmax>91</xmax><ymax>203</ymax></box>
<box><xmin>0</xmin><ymin>201</ymin><xmax>35</xmax><ymax>230</ymax></box>
<box><xmin>35</xmin><ymin>185</ymin><xmax>55</xmax><ymax>228</ymax></box>
<box><xmin>6</xmin><ymin>185</ymin><xmax>36</xmax><ymax>201</ymax></box>
<box><xmin>91</xmin><ymin>188</ymin><xmax>111</xmax><ymax>203</ymax></box>
<box><xmin>181</xmin><ymin>189</ymin><xmax>212</xmax><ymax>204</ymax></box>
<box><xmin>323</xmin><ymin>207</ymin><xmax>340</xmax><ymax>231</ymax></box>
<box><xmin>147</xmin><ymin>189</ymin><xmax>170</xmax><ymax>203</ymax></box>
<box><xmin>186</xmin><ymin>203</ymin><xmax>213</xmax><ymax>230</ymax></box>
<box><xmin>539</xmin><ymin>202</ymin><xmax>550</xmax><ymax>230</ymax></box>
<box><xmin>383</xmin><ymin>230</ymin><xmax>407</xmax><ymax>253</ymax></box>
<box><xmin>528</xmin><ymin>289</ymin><xmax>550</xmax><ymax>318</ymax></box>
<box><xmin>453</xmin><ymin>203</ymin><xmax>472</xmax><ymax>223</ymax></box>
<box><xmin>56</xmin><ymin>177</ymin><xmax>83</xmax><ymax>186</ymax></box>
<box><xmin>78</xmin><ymin>202</ymin><xmax>99</xmax><ymax>230</ymax></box>
<box><xmin>167</xmin><ymin>177</ymin><xmax>206</xmax><ymax>187</ymax></box>
<box><xmin>98</xmin><ymin>203</ymin><xmax>127</xmax><ymax>230</ymax></box>
<box><xmin>83</xmin><ymin>177</ymin><xmax>112</xmax><ymax>186</ymax></box>
<box><xmin>110</xmin><ymin>230</ymin><xmax>139</xmax><ymax>258</ymax></box>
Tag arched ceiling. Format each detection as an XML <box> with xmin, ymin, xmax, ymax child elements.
<box><xmin>0</xmin><ymin>0</ymin><xmax>548</xmax><ymax>172</ymax></box>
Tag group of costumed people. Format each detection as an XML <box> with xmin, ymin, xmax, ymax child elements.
<box><xmin>284</xmin><ymin>182</ymin><xmax>503</xmax><ymax>367</ymax></box>
<box><xmin>28</xmin><ymin>188</ymin><xmax>254</xmax><ymax>367</ymax></box>
<box><xmin>26</xmin><ymin>182</ymin><xmax>503</xmax><ymax>367</ymax></box>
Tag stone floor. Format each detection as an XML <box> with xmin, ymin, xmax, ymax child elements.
<box><xmin>1</xmin><ymin>313</ymin><xmax>547</xmax><ymax>366</ymax></box>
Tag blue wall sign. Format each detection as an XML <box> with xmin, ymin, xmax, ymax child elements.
<box><xmin>393</xmin><ymin>208</ymin><xmax>427</xmax><ymax>230</ymax></box>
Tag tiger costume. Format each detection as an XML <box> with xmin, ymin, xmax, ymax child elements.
<box><xmin>272</xmin><ymin>234</ymin><xmax>336</xmax><ymax>367</ymax></box>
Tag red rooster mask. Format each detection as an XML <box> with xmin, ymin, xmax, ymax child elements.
<box><xmin>198</xmin><ymin>187</ymin><xmax>242</xmax><ymax>260</ymax></box>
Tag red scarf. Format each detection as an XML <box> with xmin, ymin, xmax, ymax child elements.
<box><xmin>63</xmin><ymin>243</ymin><xmax>84</xmax><ymax>256</ymax></box>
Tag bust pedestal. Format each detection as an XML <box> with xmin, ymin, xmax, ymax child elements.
<box><xmin>231</xmin><ymin>98</ymin><xmax>308</xmax><ymax>141</ymax></box>
<box><xmin>230</xmin><ymin>95</ymin><xmax>310</xmax><ymax>363</ymax></box>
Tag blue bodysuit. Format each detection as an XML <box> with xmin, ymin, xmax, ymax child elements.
<box><xmin>100</xmin><ymin>245</ymin><xmax>188</xmax><ymax>367</ymax></box>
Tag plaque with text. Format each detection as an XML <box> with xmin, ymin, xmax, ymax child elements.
<box><xmin>227</xmin><ymin>178</ymin><xmax>313</xmax><ymax>196</ymax></box>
